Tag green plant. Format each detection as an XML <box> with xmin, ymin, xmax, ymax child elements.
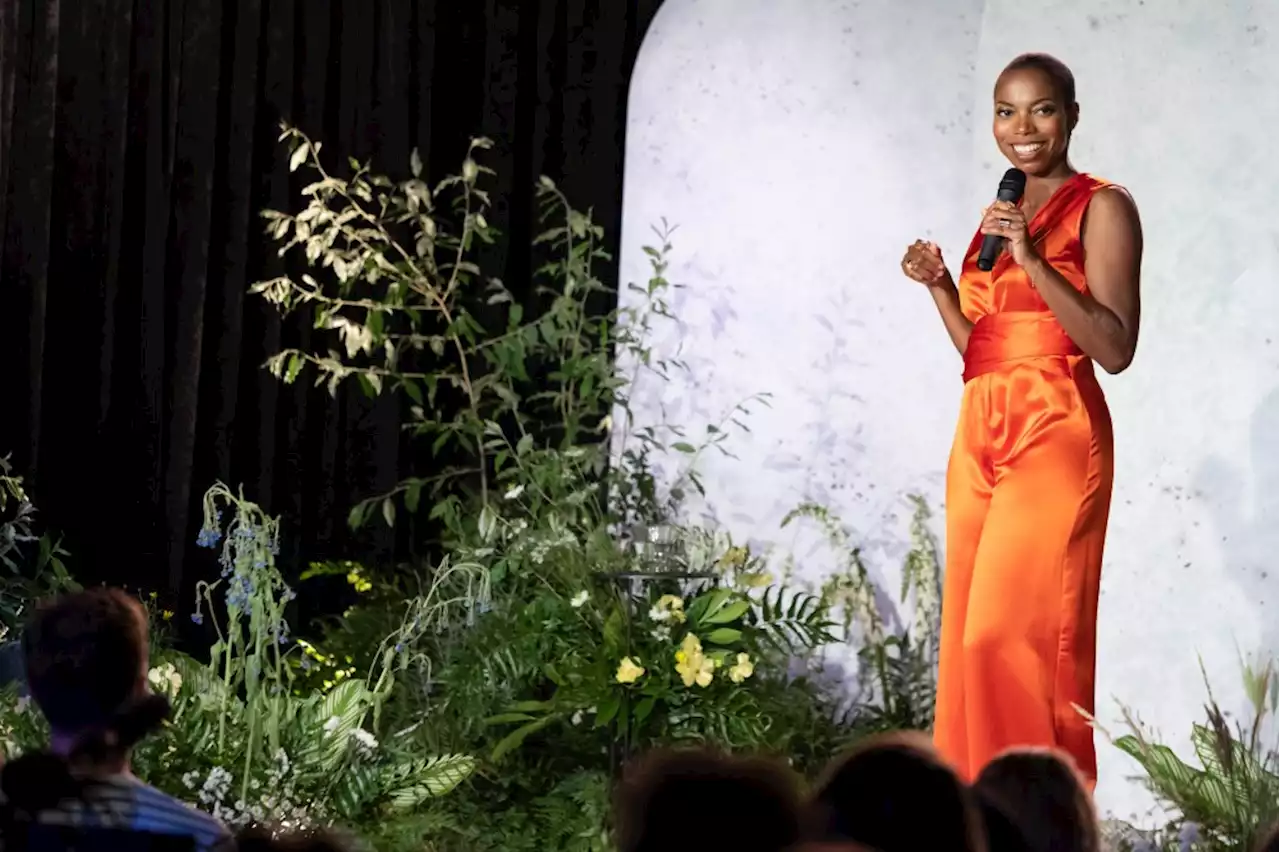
<box><xmin>785</xmin><ymin>496</ymin><xmax>942</xmax><ymax>738</ymax></box>
<box><xmin>250</xmin><ymin>127</ymin><xmax>943</xmax><ymax>850</ymax></box>
<box><xmin>0</xmin><ymin>454</ymin><xmax>76</xmax><ymax>634</ymax></box>
<box><xmin>156</xmin><ymin>485</ymin><xmax>474</xmax><ymax>836</ymax></box>
<box><xmin>483</xmin><ymin>533</ymin><xmax>836</xmax><ymax>760</ymax></box>
<box><xmin>1091</xmin><ymin>658</ymin><xmax>1279</xmax><ymax>852</ymax></box>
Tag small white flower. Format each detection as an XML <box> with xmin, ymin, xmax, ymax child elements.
<box><xmin>571</xmin><ymin>710</ymin><xmax>584</xmax><ymax>726</ymax></box>
<box><xmin>147</xmin><ymin>663</ymin><xmax>182</xmax><ymax>695</ymax></box>
<box><xmin>323</xmin><ymin>716</ymin><xmax>341</xmax><ymax>733</ymax></box>
<box><xmin>570</xmin><ymin>591</ymin><xmax>589</xmax><ymax>608</ymax></box>
<box><xmin>353</xmin><ymin>728</ymin><xmax>378</xmax><ymax>754</ymax></box>
<box><xmin>648</xmin><ymin>606</ymin><xmax>670</xmax><ymax>623</ymax></box>
<box><xmin>650</xmin><ymin>625</ymin><xmax>671</xmax><ymax>642</ymax></box>
<box><xmin>14</xmin><ymin>696</ymin><xmax>29</xmax><ymax>715</ymax></box>
<box><xmin>503</xmin><ymin>485</ymin><xmax>525</xmax><ymax>500</ymax></box>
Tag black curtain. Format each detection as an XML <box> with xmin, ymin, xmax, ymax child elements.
<box><xmin>0</xmin><ymin>0</ymin><xmax>665</xmax><ymax>602</ymax></box>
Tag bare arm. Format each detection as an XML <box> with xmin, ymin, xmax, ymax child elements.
<box><xmin>1022</xmin><ymin>188</ymin><xmax>1143</xmax><ymax>374</ymax></box>
<box><xmin>928</xmin><ymin>280</ymin><xmax>974</xmax><ymax>355</ymax></box>
<box><xmin>902</xmin><ymin>239</ymin><xmax>973</xmax><ymax>355</ymax></box>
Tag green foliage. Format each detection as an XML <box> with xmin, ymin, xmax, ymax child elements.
<box><xmin>105</xmin><ymin>485</ymin><xmax>472</xmax><ymax>835</ymax></box>
<box><xmin>249</xmin><ymin>126</ymin><xmax>943</xmax><ymax>849</ymax></box>
<box><xmin>1094</xmin><ymin>658</ymin><xmax>1279</xmax><ymax>852</ymax></box>
<box><xmin>0</xmin><ymin>455</ymin><xmax>77</xmax><ymax>633</ymax></box>
<box><xmin>787</xmin><ymin>497</ymin><xmax>942</xmax><ymax>739</ymax></box>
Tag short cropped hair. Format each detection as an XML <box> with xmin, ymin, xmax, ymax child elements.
<box><xmin>1002</xmin><ymin>53</ymin><xmax>1077</xmax><ymax>106</ymax></box>
<box><xmin>22</xmin><ymin>587</ymin><xmax>150</xmax><ymax>733</ymax></box>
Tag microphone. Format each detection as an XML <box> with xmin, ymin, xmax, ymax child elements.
<box><xmin>976</xmin><ymin>168</ymin><xmax>1027</xmax><ymax>271</ymax></box>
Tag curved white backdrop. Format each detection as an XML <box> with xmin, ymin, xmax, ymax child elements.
<box><xmin>617</xmin><ymin>0</ymin><xmax>1279</xmax><ymax>821</ymax></box>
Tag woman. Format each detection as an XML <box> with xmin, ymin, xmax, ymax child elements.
<box><xmin>900</xmin><ymin>53</ymin><xmax>1143</xmax><ymax>790</ymax></box>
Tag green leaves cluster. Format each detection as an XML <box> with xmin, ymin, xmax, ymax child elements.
<box><xmin>483</xmin><ymin>541</ymin><xmax>837</xmax><ymax>764</ymax></box>
<box><xmin>0</xmin><ymin>455</ymin><xmax>76</xmax><ymax>633</ymax></box>
<box><xmin>1101</xmin><ymin>659</ymin><xmax>1278</xmax><ymax>852</ymax></box>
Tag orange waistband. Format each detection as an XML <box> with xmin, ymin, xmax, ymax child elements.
<box><xmin>962</xmin><ymin>312</ymin><xmax>1083</xmax><ymax>383</ymax></box>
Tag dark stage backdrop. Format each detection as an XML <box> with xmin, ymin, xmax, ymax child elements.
<box><xmin>0</xmin><ymin>0</ymin><xmax>664</xmax><ymax>603</ymax></box>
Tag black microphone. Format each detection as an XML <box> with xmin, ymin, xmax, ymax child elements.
<box><xmin>976</xmin><ymin>168</ymin><xmax>1027</xmax><ymax>271</ymax></box>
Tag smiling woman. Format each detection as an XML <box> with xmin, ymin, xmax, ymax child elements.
<box><xmin>901</xmin><ymin>51</ymin><xmax>1144</xmax><ymax>792</ymax></box>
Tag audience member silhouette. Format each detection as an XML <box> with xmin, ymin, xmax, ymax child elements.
<box><xmin>0</xmin><ymin>588</ymin><xmax>231</xmax><ymax>851</ymax></box>
<box><xmin>614</xmin><ymin>747</ymin><xmax>802</xmax><ymax>852</ymax></box>
<box><xmin>804</xmin><ymin>731</ymin><xmax>985</xmax><ymax>852</ymax></box>
<box><xmin>974</xmin><ymin>747</ymin><xmax>1099</xmax><ymax>852</ymax></box>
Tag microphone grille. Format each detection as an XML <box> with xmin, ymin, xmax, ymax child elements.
<box><xmin>1000</xmin><ymin>168</ymin><xmax>1027</xmax><ymax>195</ymax></box>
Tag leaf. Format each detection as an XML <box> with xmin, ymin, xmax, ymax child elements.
<box><xmin>507</xmin><ymin>700</ymin><xmax>557</xmax><ymax>713</ymax></box>
<box><xmin>381</xmin><ymin>498</ymin><xmax>396</xmax><ymax>528</ymax></box>
<box><xmin>703</xmin><ymin>628</ymin><xmax>743</xmax><ymax>646</ymax></box>
<box><xmin>385</xmin><ymin>754</ymin><xmax>475</xmax><ymax>808</ymax></box>
<box><xmin>310</xmin><ymin>680</ymin><xmax>373</xmax><ymax>772</ymax></box>
<box><xmin>491</xmin><ymin>715</ymin><xmax>556</xmax><ymax>762</ymax></box>
<box><xmin>703</xmin><ymin>600</ymin><xmax>750</xmax><ymax>625</ymax></box>
<box><xmin>478</xmin><ymin>506</ymin><xmax>497</xmax><ymax>542</ymax></box>
<box><xmin>483</xmin><ymin>713</ymin><xmax>538</xmax><ymax>725</ymax></box>
<box><xmin>410</xmin><ymin>148</ymin><xmax>423</xmax><ymax>178</ymax></box>
<box><xmin>672</xmin><ymin>442</ymin><xmax>696</xmax><ymax>454</ymax></box>
<box><xmin>332</xmin><ymin>764</ymin><xmax>380</xmax><ymax>820</ymax></box>
<box><xmin>404</xmin><ymin>482</ymin><xmax>422</xmax><ymax>513</ymax></box>
<box><xmin>691</xmin><ymin>588</ymin><xmax>733</xmax><ymax>627</ymax></box>
<box><xmin>289</xmin><ymin>142</ymin><xmax>310</xmax><ymax>172</ymax></box>
<box><xmin>284</xmin><ymin>353</ymin><xmax>303</xmax><ymax>384</ymax></box>
<box><xmin>595</xmin><ymin>695</ymin><xmax>621</xmax><ymax>728</ymax></box>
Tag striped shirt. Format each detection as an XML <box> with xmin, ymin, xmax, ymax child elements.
<box><xmin>7</xmin><ymin>774</ymin><xmax>232</xmax><ymax>851</ymax></box>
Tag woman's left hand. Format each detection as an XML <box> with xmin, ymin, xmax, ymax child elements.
<box><xmin>979</xmin><ymin>201</ymin><xmax>1037</xmax><ymax>268</ymax></box>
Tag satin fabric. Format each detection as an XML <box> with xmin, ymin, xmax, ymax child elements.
<box><xmin>933</xmin><ymin>173</ymin><xmax>1115</xmax><ymax>789</ymax></box>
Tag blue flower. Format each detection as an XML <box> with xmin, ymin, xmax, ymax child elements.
<box><xmin>196</xmin><ymin>528</ymin><xmax>222</xmax><ymax>549</ymax></box>
<box><xmin>1178</xmin><ymin>823</ymin><xmax>1200</xmax><ymax>852</ymax></box>
<box><xmin>394</xmin><ymin>643</ymin><xmax>405</xmax><ymax>654</ymax></box>
<box><xmin>190</xmin><ymin>612</ymin><xmax>204</xmax><ymax>625</ymax></box>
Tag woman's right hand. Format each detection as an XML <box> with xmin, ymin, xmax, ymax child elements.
<box><xmin>901</xmin><ymin>240</ymin><xmax>952</xmax><ymax>288</ymax></box>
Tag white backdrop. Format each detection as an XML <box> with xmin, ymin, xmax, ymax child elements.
<box><xmin>617</xmin><ymin>0</ymin><xmax>1279</xmax><ymax>821</ymax></box>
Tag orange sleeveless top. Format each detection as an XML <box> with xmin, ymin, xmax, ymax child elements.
<box><xmin>957</xmin><ymin>173</ymin><xmax>1113</xmax><ymax>383</ymax></box>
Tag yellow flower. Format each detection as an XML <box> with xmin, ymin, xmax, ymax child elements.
<box><xmin>161</xmin><ymin>609</ymin><xmax>174</xmax><ymax>621</ymax></box>
<box><xmin>719</xmin><ymin>546</ymin><xmax>749</xmax><ymax>569</ymax></box>
<box><xmin>674</xmin><ymin>634</ymin><xmax>714</xmax><ymax>688</ymax></box>
<box><xmin>728</xmin><ymin>653</ymin><xmax>755</xmax><ymax>683</ymax></box>
<box><xmin>616</xmin><ymin>657</ymin><xmax>646</xmax><ymax>684</ymax></box>
<box><xmin>347</xmin><ymin>570</ymin><xmax>373</xmax><ymax>593</ymax></box>
<box><xmin>650</xmin><ymin>594</ymin><xmax>686</xmax><ymax>624</ymax></box>
<box><xmin>741</xmin><ymin>571</ymin><xmax>774</xmax><ymax>589</ymax></box>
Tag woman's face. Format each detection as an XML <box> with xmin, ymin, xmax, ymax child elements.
<box><xmin>991</xmin><ymin>67</ymin><xmax>1074</xmax><ymax>177</ymax></box>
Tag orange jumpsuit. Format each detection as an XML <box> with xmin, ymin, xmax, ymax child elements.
<box><xmin>932</xmin><ymin>173</ymin><xmax>1116</xmax><ymax>788</ymax></box>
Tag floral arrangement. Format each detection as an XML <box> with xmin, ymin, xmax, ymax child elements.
<box><xmin>483</xmin><ymin>534</ymin><xmax>838</xmax><ymax>763</ymax></box>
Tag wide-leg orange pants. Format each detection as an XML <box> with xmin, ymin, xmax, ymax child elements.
<box><xmin>933</xmin><ymin>351</ymin><xmax>1112</xmax><ymax>788</ymax></box>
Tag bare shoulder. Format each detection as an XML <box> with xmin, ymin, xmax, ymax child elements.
<box><xmin>1084</xmin><ymin>185</ymin><xmax>1142</xmax><ymax>241</ymax></box>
